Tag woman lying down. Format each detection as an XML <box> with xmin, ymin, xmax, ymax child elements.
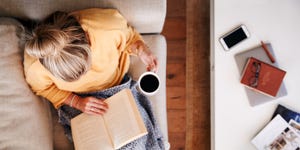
<box><xmin>24</xmin><ymin>8</ymin><xmax>165</xmax><ymax>150</ymax></box>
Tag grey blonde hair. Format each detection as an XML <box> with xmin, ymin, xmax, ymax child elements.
<box><xmin>25</xmin><ymin>12</ymin><xmax>91</xmax><ymax>82</ymax></box>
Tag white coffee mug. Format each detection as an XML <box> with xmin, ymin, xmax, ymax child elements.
<box><xmin>137</xmin><ymin>72</ymin><xmax>160</xmax><ymax>96</ymax></box>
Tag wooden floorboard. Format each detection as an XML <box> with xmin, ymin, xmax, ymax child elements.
<box><xmin>186</xmin><ymin>0</ymin><xmax>210</xmax><ymax>150</ymax></box>
<box><xmin>163</xmin><ymin>17</ymin><xmax>186</xmax><ymax>41</ymax></box>
<box><xmin>169</xmin><ymin>132</ymin><xmax>186</xmax><ymax>150</ymax></box>
<box><xmin>163</xmin><ymin>0</ymin><xmax>210</xmax><ymax>149</ymax></box>
<box><xmin>166</xmin><ymin>40</ymin><xmax>186</xmax><ymax>63</ymax></box>
<box><xmin>163</xmin><ymin>0</ymin><xmax>187</xmax><ymax>149</ymax></box>
<box><xmin>166</xmin><ymin>0</ymin><xmax>186</xmax><ymax>18</ymax></box>
<box><xmin>167</xmin><ymin>86</ymin><xmax>186</xmax><ymax>110</ymax></box>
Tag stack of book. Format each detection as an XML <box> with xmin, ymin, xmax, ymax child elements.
<box><xmin>252</xmin><ymin>105</ymin><xmax>300</xmax><ymax>150</ymax></box>
<box><xmin>235</xmin><ymin>42</ymin><xmax>287</xmax><ymax>106</ymax></box>
<box><xmin>240</xmin><ymin>57</ymin><xmax>286</xmax><ymax>97</ymax></box>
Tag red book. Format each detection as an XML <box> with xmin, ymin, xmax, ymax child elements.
<box><xmin>240</xmin><ymin>57</ymin><xmax>286</xmax><ymax>97</ymax></box>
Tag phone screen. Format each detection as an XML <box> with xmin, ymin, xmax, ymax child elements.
<box><xmin>223</xmin><ymin>27</ymin><xmax>247</xmax><ymax>49</ymax></box>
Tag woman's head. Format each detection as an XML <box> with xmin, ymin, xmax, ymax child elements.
<box><xmin>25</xmin><ymin>11</ymin><xmax>91</xmax><ymax>82</ymax></box>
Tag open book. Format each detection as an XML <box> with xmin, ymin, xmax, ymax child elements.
<box><xmin>71</xmin><ymin>89</ymin><xmax>148</xmax><ymax>150</ymax></box>
<box><xmin>252</xmin><ymin>115</ymin><xmax>300</xmax><ymax>150</ymax></box>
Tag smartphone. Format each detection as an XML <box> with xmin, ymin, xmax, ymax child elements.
<box><xmin>219</xmin><ymin>25</ymin><xmax>250</xmax><ymax>51</ymax></box>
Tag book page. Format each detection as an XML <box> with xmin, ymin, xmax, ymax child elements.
<box><xmin>252</xmin><ymin>115</ymin><xmax>300</xmax><ymax>150</ymax></box>
<box><xmin>71</xmin><ymin>113</ymin><xmax>114</xmax><ymax>150</ymax></box>
<box><xmin>103</xmin><ymin>89</ymin><xmax>148</xmax><ymax>149</ymax></box>
<box><xmin>289</xmin><ymin>120</ymin><xmax>300</xmax><ymax>135</ymax></box>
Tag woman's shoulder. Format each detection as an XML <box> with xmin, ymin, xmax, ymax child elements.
<box><xmin>24</xmin><ymin>53</ymin><xmax>52</xmax><ymax>81</ymax></box>
<box><xmin>71</xmin><ymin>8</ymin><xmax>121</xmax><ymax>17</ymax></box>
<box><xmin>71</xmin><ymin>8</ymin><xmax>127</xmax><ymax>30</ymax></box>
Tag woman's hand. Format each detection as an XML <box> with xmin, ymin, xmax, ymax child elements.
<box><xmin>139</xmin><ymin>48</ymin><xmax>158</xmax><ymax>72</ymax></box>
<box><xmin>131</xmin><ymin>41</ymin><xmax>158</xmax><ymax>72</ymax></box>
<box><xmin>64</xmin><ymin>94</ymin><xmax>108</xmax><ymax>115</ymax></box>
<box><xmin>75</xmin><ymin>96</ymin><xmax>109</xmax><ymax>115</ymax></box>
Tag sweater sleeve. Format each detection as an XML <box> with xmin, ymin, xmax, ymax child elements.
<box><xmin>122</xmin><ymin>25</ymin><xmax>145</xmax><ymax>56</ymax></box>
<box><xmin>24</xmin><ymin>55</ymin><xmax>72</xmax><ymax>109</ymax></box>
<box><xmin>113</xmin><ymin>10</ymin><xmax>144</xmax><ymax>55</ymax></box>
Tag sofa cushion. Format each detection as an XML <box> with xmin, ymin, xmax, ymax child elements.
<box><xmin>0</xmin><ymin>0</ymin><xmax>166</xmax><ymax>34</ymax></box>
<box><xmin>0</xmin><ymin>18</ymin><xmax>53</xmax><ymax>149</ymax></box>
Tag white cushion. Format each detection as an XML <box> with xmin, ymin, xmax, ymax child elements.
<box><xmin>0</xmin><ymin>0</ymin><xmax>166</xmax><ymax>34</ymax></box>
<box><xmin>0</xmin><ymin>18</ymin><xmax>53</xmax><ymax>149</ymax></box>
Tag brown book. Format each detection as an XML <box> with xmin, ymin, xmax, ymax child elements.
<box><xmin>71</xmin><ymin>89</ymin><xmax>148</xmax><ymax>150</ymax></box>
<box><xmin>240</xmin><ymin>57</ymin><xmax>286</xmax><ymax>97</ymax></box>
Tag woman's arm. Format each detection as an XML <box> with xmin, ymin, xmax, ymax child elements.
<box><xmin>63</xmin><ymin>94</ymin><xmax>108</xmax><ymax>116</ymax></box>
<box><xmin>25</xmin><ymin>63</ymin><xmax>108</xmax><ymax>115</ymax></box>
<box><xmin>131</xmin><ymin>40</ymin><xmax>158</xmax><ymax>72</ymax></box>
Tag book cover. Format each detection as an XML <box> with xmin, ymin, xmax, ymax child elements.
<box><xmin>71</xmin><ymin>89</ymin><xmax>148</xmax><ymax>150</ymax></box>
<box><xmin>251</xmin><ymin>115</ymin><xmax>300</xmax><ymax>150</ymax></box>
<box><xmin>272</xmin><ymin>104</ymin><xmax>300</xmax><ymax>123</ymax></box>
<box><xmin>235</xmin><ymin>43</ymin><xmax>288</xmax><ymax>106</ymax></box>
<box><xmin>240</xmin><ymin>57</ymin><xmax>286</xmax><ymax>97</ymax></box>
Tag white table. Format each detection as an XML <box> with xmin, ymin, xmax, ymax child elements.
<box><xmin>211</xmin><ymin>0</ymin><xmax>300</xmax><ymax>149</ymax></box>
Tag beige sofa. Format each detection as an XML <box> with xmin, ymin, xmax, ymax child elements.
<box><xmin>0</xmin><ymin>0</ymin><xmax>169</xmax><ymax>149</ymax></box>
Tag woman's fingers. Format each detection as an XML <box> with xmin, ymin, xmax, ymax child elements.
<box><xmin>147</xmin><ymin>56</ymin><xmax>158</xmax><ymax>72</ymax></box>
<box><xmin>84</xmin><ymin>106</ymin><xmax>106</xmax><ymax>115</ymax></box>
<box><xmin>91</xmin><ymin>107</ymin><xmax>105</xmax><ymax>114</ymax></box>
<box><xmin>82</xmin><ymin>97</ymin><xmax>109</xmax><ymax>116</ymax></box>
<box><xmin>92</xmin><ymin>99</ymin><xmax>109</xmax><ymax>108</ymax></box>
<box><xmin>152</xmin><ymin>57</ymin><xmax>158</xmax><ymax>72</ymax></box>
<box><xmin>85</xmin><ymin>109</ymin><xmax>104</xmax><ymax>115</ymax></box>
<box><xmin>138</xmin><ymin>46</ymin><xmax>159</xmax><ymax>72</ymax></box>
<box><xmin>88</xmin><ymin>101</ymin><xmax>108</xmax><ymax>112</ymax></box>
<box><xmin>87</xmin><ymin>99</ymin><xmax>107</xmax><ymax>108</ymax></box>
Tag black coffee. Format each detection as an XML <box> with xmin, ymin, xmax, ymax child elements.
<box><xmin>140</xmin><ymin>74</ymin><xmax>159</xmax><ymax>93</ymax></box>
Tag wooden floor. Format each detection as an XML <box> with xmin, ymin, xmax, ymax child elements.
<box><xmin>162</xmin><ymin>0</ymin><xmax>210</xmax><ymax>149</ymax></box>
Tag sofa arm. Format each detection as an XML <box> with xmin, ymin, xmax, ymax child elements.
<box><xmin>128</xmin><ymin>34</ymin><xmax>169</xmax><ymax>149</ymax></box>
<box><xmin>0</xmin><ymin>0</ymin><xmax>166</xmax><ymax>34</ymax></box>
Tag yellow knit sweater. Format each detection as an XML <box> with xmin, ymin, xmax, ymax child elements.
<box><xmin>24</xmin><ymin>8</ymin><xmax>143</xmax><ymax>108</ymax></box>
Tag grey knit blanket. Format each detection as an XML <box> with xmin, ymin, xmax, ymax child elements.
<box><xmin>58</xmin><ymin>75</ymin><xmax>165</xmax><ymax>150</ymax></box>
